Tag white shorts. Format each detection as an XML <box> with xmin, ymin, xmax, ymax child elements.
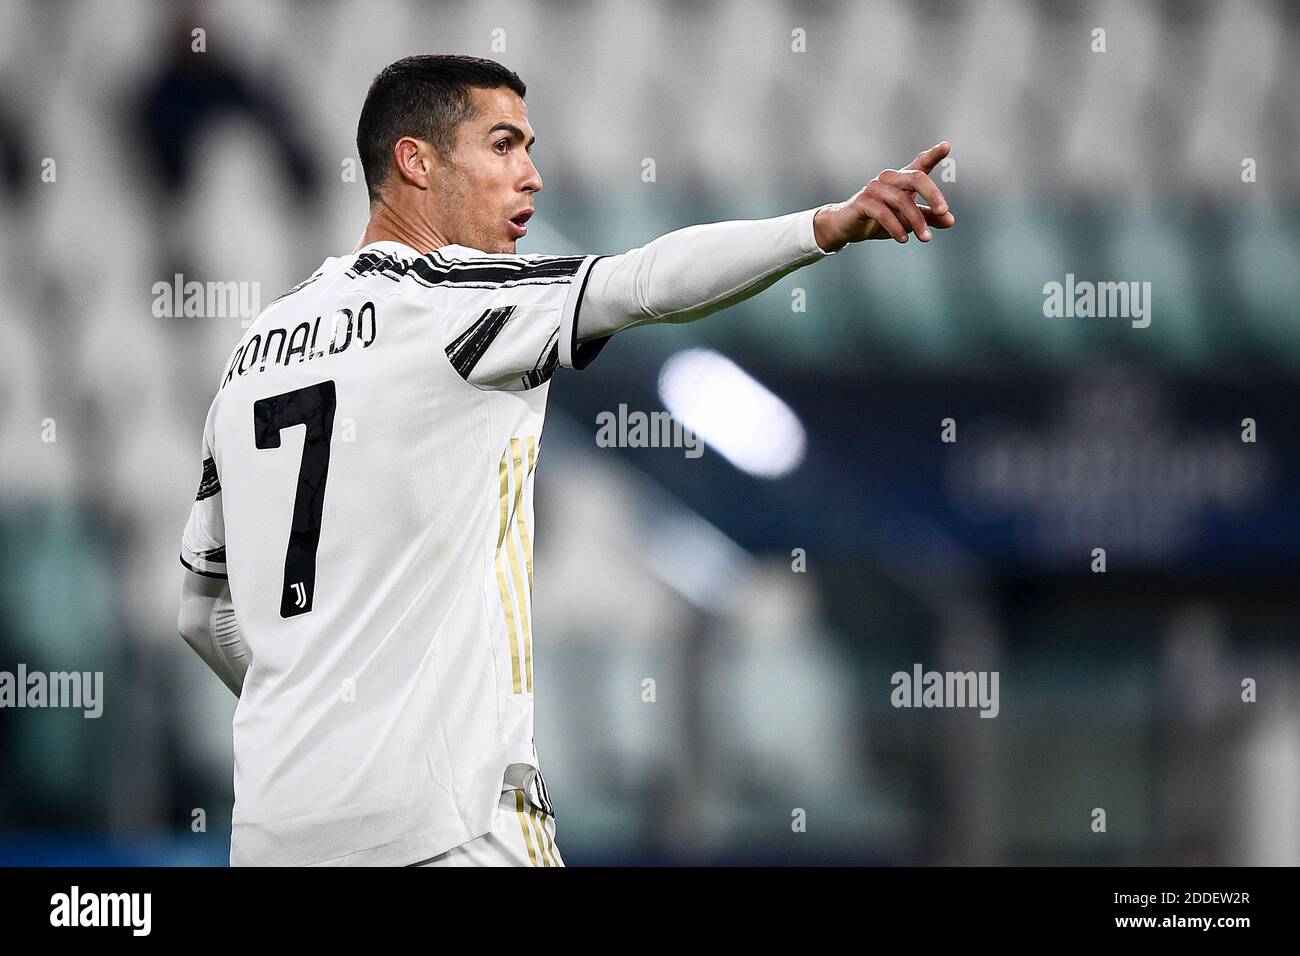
<box><xmin>411</xmin><ymin>786</ymin><xmax>564</xmax><ymax>867</ymax></box>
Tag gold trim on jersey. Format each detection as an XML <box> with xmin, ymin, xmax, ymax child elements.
<box><xmin>495</xmin><ymin>455</ymin><xmax>524</xmax><ymax>693</ymax></box>
<box><xmin>505</xmin><ymin>438</ymin><xmax>532</xmax><ymax>693</ymax></box>
<box><xmin>512</xmin><ymin>788</ymin><xmax>560</xmax><ymax>867</ymax></box>
<box><xmin>494</xmin><ymin>437</ymin><xmax>540</xmax><ymax>695</ymax></box>
<box><xmin>522</xmin><ymin>436</ymin><xmax>536</xmax><ymax>592</ymax></box>
<box><xmin>514</xmin><ymin>788</ymin><xmax>540</xmax><ymax>865</ymax></box>
<box><xmin>529</xmin><ymin>804</ymin><xmax>559</xmax><ymax>866</ymax></box>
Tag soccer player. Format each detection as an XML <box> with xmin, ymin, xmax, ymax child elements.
<box><xmin>176</xmin><ymin>54</ymin><xmax>954</xmax><ymax>867</ymax></box>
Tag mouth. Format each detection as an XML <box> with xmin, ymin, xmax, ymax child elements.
<box><xmin>508</xmin><ymin>208</ymin><xmax>533</xmax><ymax>239</ymax></box>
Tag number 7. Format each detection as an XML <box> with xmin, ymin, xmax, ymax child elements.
<box><xmin>254</xmin><ymin>380</ymin><xmax>336</xmax><ymax>618</ymax></box>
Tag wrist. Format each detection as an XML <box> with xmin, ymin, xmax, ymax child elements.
<box><xmin>812</xmin><ymin>204</ymin><xmax>847</xmax><ymax>254</ymax></box>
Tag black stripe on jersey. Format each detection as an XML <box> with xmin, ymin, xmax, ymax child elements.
<box><xmin>179</xmin><ymin>554</ymin><xmax>228</xmax><ymax>580</ymax></box>
<box><xmin>412</xmin><ymin>254</ymin><xmax>584</xmax><ymax>288</ymax></box>
<box><xmin>349</xmin><ymin>249</ymin><xmax>586</xmax><ymax>289</ymax></box>
<box><xmin>349</xmin><ymin>252</ymin><xmax>407</xmax><ymax>282</ymax></box>
<box><xmin>353</xmin><ymin>251</ymin><xmax>581</xmax><ymax>294</ymax></box>
<box><xmin>445</xmin><ymin>305</ymin><xmax>515</xmax><ymax>379</ymax></box>
<box><xmin>534</xmin><ymin>767</ymin><xmax>554</xmax><ymax>817</ymax></box>
<box><xmin>569</xmin><ymin>254</ymin><xmax>613</xmax><ymax>370</ymax></box>
<box><xmin>423</xmin><ymin>246</ymin><xmax>587</xmax><ymax>268</ymax></box>
<box><xmin>196</xmin><ymin>457</ymin><xmax>221</xmax><ymax>500</ymax></box>
<box><xmin>196</xmin><ymin>545</ymin><xmax>227</xmax><ymax>564</ymax></box>
<box><xmin>521</xmin><ymin>330</ymin><xmax>560</xmax><ymax>390</ymax></box>
<box><xmin>424</xmin><ymin>248</ymin><xmax>587</xmax><ymax>274</ymax></box>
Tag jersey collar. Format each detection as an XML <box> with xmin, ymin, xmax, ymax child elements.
<box><xmin>356</xmin><ymin>240</ymin><xmax>489</xmax><ymax>260</ymax></box>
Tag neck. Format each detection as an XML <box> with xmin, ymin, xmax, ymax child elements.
<box><xmin>357</xmin><ymin>198</ymin><xmax>452</xmax><ymax>255</ymax></box>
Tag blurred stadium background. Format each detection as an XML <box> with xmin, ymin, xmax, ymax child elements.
<box><xmin>1</xmin><ymin>0</ymin><xmax>1298</xmax><ymax>865</ymax></box>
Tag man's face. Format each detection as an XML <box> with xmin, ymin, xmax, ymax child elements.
<box><xmin>433</xmin><ymin>86</ymin><xmax>542</xmax><ymax>254</ymax></box>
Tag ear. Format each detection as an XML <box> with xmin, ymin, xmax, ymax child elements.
<box><xmin>391</xmin><ymin>135</ymin><xmax>434</xmax><ymax>190</ymax></box>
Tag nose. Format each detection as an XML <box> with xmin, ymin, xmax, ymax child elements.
<box><xmin>522</xmin><ymin>155</ymin><xmax>542</xmax><ymax>194</ymax></box>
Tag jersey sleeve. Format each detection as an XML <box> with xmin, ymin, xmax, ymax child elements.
<box><xmin>439</xmin><ymin>252</ymin><xmax>612</xmax><ymax>390</ymax></box>
<box><xmin>179</xmin><ymin>408</ymin><xmax>228</xmax><ymax>580</ymax></box>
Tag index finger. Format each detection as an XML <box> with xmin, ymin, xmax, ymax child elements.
<box><xmin>905</xmin><ymin>141</ymin><xmax>951</xmax><ymax>174</ymax></box>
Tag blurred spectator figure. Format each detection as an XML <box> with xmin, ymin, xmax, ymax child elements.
<box><xmin>134</xmin><ymin>7</ymin><xmax>317</xmax><ymax>201</ymax></box>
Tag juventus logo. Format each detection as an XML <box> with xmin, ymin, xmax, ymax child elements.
<box><xmin>291</xmin><ymin>581</ymin><xmax>307</xmax><ymax>608</ymax></box>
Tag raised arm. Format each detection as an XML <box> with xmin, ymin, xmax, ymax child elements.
<box><xmin>576</xmin><ymin>142</ymin><xmax>954</xmax><ymax>341</ymax></box>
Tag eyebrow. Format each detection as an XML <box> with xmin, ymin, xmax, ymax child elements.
<box><xmin>487</xmin><ymin>122</ymin><xmax>535</xmax><ymax>151</ymax></box>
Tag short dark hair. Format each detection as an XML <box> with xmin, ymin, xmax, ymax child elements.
<box><xmin>356</xmin><ymin>54</ymin><xmax>527</xmax><ymax>202</ymax></box>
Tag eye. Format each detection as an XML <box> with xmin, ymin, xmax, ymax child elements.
<box><xmin>494</xmin><ymin>139</ymin><xmax>510</xmax><ymax>154</ymax></box>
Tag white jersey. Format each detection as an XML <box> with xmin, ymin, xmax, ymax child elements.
<box><xmin>179</xmin><ymin>239</ymin><xmax>609</xmax><ymax>866</ymax></box>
